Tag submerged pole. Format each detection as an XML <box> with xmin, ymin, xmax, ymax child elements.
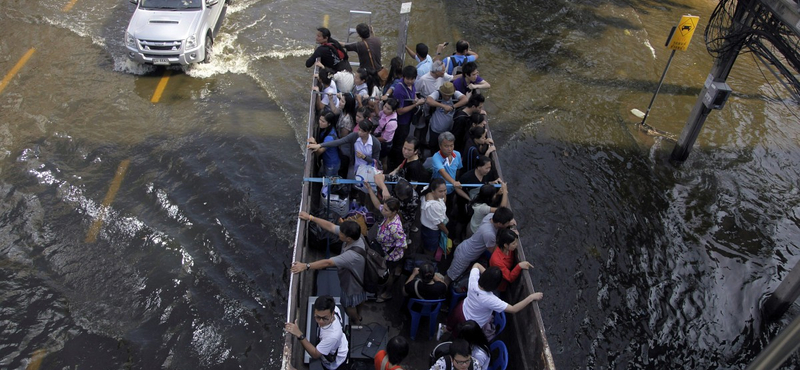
<box><xmin>764</xmin><ymin>258</ymin><xmax>800</xmax><ymax>320</ymax></box>
<box><xmin>744</xmin><ymin>314</ymin><xmax>800</xmax><ymax>370</ymax></box>
<box><xmin>670</xmin><ymin>1</ymin><xmax>758</xmax><ymax>161</ymax></box>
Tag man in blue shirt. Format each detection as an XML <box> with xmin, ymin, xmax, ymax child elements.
<box><xmin>431</xmin><ymin>131</ymin><xmax>470</xmax><ymax>201</ymax></box>
<box><xmin>443</xmin><ymin>40</ymin><xmax>478</xmax><ymax>75</ymax></box>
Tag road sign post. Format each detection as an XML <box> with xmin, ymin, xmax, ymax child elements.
<box><xmin>638</xmin><ymin>15</ymin><xmax>700</xmax><ymax>128</ymax></box>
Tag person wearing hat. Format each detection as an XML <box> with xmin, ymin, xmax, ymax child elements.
<box><xmin>426</xmin><ymin>81</ymin><xmax>467</xmax><ymax>152</ymax></box>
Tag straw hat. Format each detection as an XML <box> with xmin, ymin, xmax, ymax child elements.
<box><xmin>439</xmin><ymin>82</ymin><xmax>455</xmax><ymax>96</ymax></box>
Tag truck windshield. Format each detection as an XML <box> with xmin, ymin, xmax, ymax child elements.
<box><xmin>140</xmin><ymin>0</ymin><xmax>202</xmax><ymax>10</ymax></box>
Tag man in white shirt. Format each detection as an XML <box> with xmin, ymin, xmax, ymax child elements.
<box><xmin>285</xmin><ymin>295</ymin><xmax>349</xmax><ymax>369</ymax></box>
<box><xmin>415</xmin><ymin>60</ymin><xmax>454</xmax><ymax>99</ymax></box>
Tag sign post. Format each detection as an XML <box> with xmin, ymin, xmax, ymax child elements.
<box><xmin>636</xmin><ymin>15</ymin><xmax>700</xmax><ymax>127</ymax></box>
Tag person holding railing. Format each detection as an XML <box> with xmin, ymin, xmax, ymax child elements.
<box><xmin>489</xmin><ymin>228</ymin><xmax>533</xmax><ymax>293</ymax></box>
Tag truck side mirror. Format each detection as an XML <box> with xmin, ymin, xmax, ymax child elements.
<box><xmin>129</xmin><ymin>0</ymin><xmax>137</xmax><ymax>4</ymax></box>
<box><xmin>206</xmin><ymin>0</ymin><xmax>219</xmax><ymax>6</ymax></box>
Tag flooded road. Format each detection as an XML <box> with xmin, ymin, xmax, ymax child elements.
<box><xmin>1</xmin><ymin>0</ymin><xmax>799</xmax><ymax>368</ymax></box>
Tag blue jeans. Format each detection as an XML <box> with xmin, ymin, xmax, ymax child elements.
<box><xmin>321</xmin><ymin>162</ymin><xmax>340</xmax><ymax>177</ymax></box>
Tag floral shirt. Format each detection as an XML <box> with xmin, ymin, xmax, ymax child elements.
<box><xmin>377</xmin><ymin>209</ymin><xmax>406</xmax><ymax>262</ymax></box>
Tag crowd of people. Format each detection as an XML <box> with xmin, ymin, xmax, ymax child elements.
<box><xmin>286</xmin><ymin>24</ymin><xmax>544</xmax><ymax>370</ymax></box>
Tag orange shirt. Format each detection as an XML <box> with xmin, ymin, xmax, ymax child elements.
<box><xmin>489</xmin><ymin>247</ymin><xmax>522</xmax><ymax>292</ymax></box>
<box><xmin>374</xmin><ymin>349</ymin><xmax>404</xmax><ymax>370</ymax></box>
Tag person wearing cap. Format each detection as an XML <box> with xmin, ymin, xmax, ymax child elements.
<box><xmin>426</xmin><ymin>81</ymin><xmax>467</xmax><ymax>152</ymax></box>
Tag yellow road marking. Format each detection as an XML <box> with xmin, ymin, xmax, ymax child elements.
<box><xmin>323</xmin><ymin>14</ymin><xmax>329</xmax><ymax>28</ymax></box>
<box><xmin>86</xmin><ymin>159</ymin><xmax>131</xmax><ymax>243</ymax></box>
<box><xmin>62</xmin><ymin>0</ymin><xmax>80</xmax><ymax>12</ymax></box>
<box><xmin>26</xmin><ymin>349</ymin><xmax>47</xmax><ymax>370</ymax></box>
<box><xmin>150</xmin><ymin>70</ymin><xmax>172</xmax><ymax>103</ymax></box>
<box><xmin>0</xmin><ymin>48</ymin><xmax>36</xmax><ymax>95</ymax></box>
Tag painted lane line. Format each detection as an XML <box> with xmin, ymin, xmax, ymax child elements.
<box><xmin>150</xmin><ymin>70</ymin><xmax>172</xmax><ymax>103</ymax></box>
<box><xmin>0</xmin><ymin>48</ymin><xmax>36</xmax><ymax>96</ymax></box>
<box><xmin>85</xmin><ymin>159</ymin><xmax>131</xmax><ymax>243</ymax></box>
<box><xmin>323</xmin><ymin>14</ymin><xmax>329</xmax><ymax>28</ymax></box>
<box><xmin>62</xmin><ymin>0</ymin><xmax>80</xmax><ymax>12</ymax></box>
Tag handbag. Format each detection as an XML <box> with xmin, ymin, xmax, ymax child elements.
<box><xmin>364</xmin><ymin>41</ymin><xmax>389</xmax><ymax>86</ymax></box>
<box><xmin>354</xmin><ymin>163</ymin><xmax>380</xmax><ymax>193</ymax></box>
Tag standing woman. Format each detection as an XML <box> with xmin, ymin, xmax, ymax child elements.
<box><xmin>365</xmin><ymin>186</ymin><xmax>407</xmax><ymax>302</ymax></box>
<box><xmin>307</xmin><ymin>112</ymin><xmax>340</xmax><ymax>177</ymax></box>
<box><xmin>306</xmin><ymin>27</ymin><xmax>351</xmax><ymax>72</ymax></box>
<box><xmin>420</xmin><ymin>178</ymin><xmax>448</xmax><ymax>253</ymax></box>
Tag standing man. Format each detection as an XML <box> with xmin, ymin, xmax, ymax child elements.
<box><xmin>285</xmin><ymin>295</ymin><xmax>349</xmax><ymax>369</ymax></box>
<box><xmin>415</xmin><ymin>60</ymin><xmax>454</xmax><ymax>99</ymax></box>
<box><xmin>443</xmin><ymin>40</ymin><xmax>478</xmax><ymax>75</ymax></box>
<box><xmin>291</xmin><ymin>214</ymin><xmax>366</xmax><ymax>324</ymax></box>
<box><xmin>452</xmin><ymin>62</ymin><xmax>491</xmax><ymax>96</ymax></box>
<box><xmin>388</xmin><ymin>66</ymin><xmax>425</xmax><ymax>171</ymax></box>
<box><xmin>345</xmin><ymin>23</ymin><xmax>382</xmax><ymax>72</ymax></box>
<box><xmin>404</xmin><ymin>42</ymin><xmax>433</xmax><ymax>77</ymax></box>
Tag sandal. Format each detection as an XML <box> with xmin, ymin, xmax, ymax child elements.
<box><xmin>375</xmin><ymin>293</ymin><xmax>393</xmax><ymax>303</ymax></box>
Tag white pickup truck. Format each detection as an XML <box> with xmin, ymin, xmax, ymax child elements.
<box><xmin>125</xmin><ymin>0</ymin><xmax>228</xmax><ymax>65</ymax></box>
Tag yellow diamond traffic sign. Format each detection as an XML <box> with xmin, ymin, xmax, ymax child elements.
<box><xmin>667</xmin><ymin>15</ymin><xmax>700</xmax><ymax>51</ymax></box>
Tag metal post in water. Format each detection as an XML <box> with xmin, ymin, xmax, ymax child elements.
<box><xmin>670</xmin><ymin>1</ymin><xmax>758</xmax><ymax>161</ymax></box>
<box><xmin>764</xmin><ymin>259</ymin><xmax>800</xmax><ymax>320</ymax></box>
<box><xmin>640</xmin><ymin>49</ymin><xmax>677</xmax><ymax>128</ymax></box>
<box><xmin>397</xmin><ymin>3</ymin><xmax>412</xmax><ymax>64</ymax></box>
<box><xmin>744</xmin><ymin>314</ymin><xmax>800</xmax><ymax>370</ymax></box>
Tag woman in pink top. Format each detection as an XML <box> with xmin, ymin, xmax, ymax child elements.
<box><xmin>365</xmin><ymin>180</ymin><xmax>406</xmax><ymax>302</ymax></box>
<box><xmin>376</xmin><ymin>98</ymin><xmax>398</xmax><ymax>169</ymax></box>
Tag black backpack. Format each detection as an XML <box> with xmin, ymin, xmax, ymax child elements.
<box><xmin>348</xmin><ymin>239</ymin><xmax>390</xmax><ymax>293</ymax></box>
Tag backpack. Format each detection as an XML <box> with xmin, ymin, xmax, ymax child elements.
<box><xmin>348</xmin><ymin>239</ymin><xmax>389</xmax><ymax>293</ymax></box>
<box><xmin>429</xmin><ymin>341</ymin><xmax>478</xmax><ymax>370</ymax></box>
<box><xmin>445</xmin><ymin>55</ymin><xmax>468</xmax><ymax>75</ymax></box>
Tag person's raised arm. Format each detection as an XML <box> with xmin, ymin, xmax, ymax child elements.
<box><xmin>299</xmin><ymin>211</ymin><xmax>337</xmax><ymax>234</ymax></box>
<box><xmin>364</xmin><ymin>180</ymin><xmax>382</xmax><ymax>210</ymax></box>
<box><xmin>469</xmin><ymin>78</ymin><xmax>491</xmax><ymax>91</ymax></box>
<box><xmin>505</xmin><ymin>292</ymin><xmax>543</xmax><ymax>313</ymax></box>
<box><xmin>284</xmin><ymin>319</ymin><xmax>323</xmax><ymax>359</ymax></box>
<box><xmin>404</xmin><ymin>44</ymin><xmax>417</xmax><ymax>59</ymax></box>
<box><xmin>453</xmin><ymin>93</ymin><xmax>468</xmax><ymax>109</ymax></box>
<box><xmin>374</xmin><ymin>172</ymin><xmax>392</xmax><ymax>200</ymax></box>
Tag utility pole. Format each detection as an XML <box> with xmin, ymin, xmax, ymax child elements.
<box><xmin>670</xmin><ymin>0</ymin><xmax>759</xmax><ymax>161</ymax></box>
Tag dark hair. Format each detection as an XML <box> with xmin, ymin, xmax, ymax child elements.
<box><xmin>468</xmin><ymin>125</ymin><xmax>486</xmax><ymax>140</ymax></box>
<box><xmin>384</xmin><ymin>97</ymin><xmax>399</xmax><ymax>111</ymax></box>
<box><xmin>416</xmin><ymin>43</ymin><xmax>429</xmax><ymax>58</ymax></box>
<box><xmin>456</xmin><ymin>40</ymin><xmax>470</xmax><ymax>54</ymax></box>
<box><xmin>496</xmin><ymin>228</ymin><xmax>518</xmax><ymax>251</ymax></box>
<box><xmin>470</xmin><ymin>184</ymin><xmax>498</xmax><ymax>208</ymax></box>
<box><xmin>491</xmin><ymin>207</ymin><xmax>514</xmax><ymax>225</ymax></box>
<box><xmin>419</xmin><ymin>262</ymin><xmax>436</xmax><ymax>283</ymax></box>
<box><xmin>449</xmin><ymin>338</ymin><xmax>471</xmax><ymax>358</ymax></box>
<box><xmin>389</xmin><ymin>57</ymin><xmax>403</xmax><ymax>80</ymax></box>
<box><xmin>339</xmin><ymin>220</ymin><xmax>362</xmax><ymax>240</ymax></box>
<box><xmin>356</xmin><ymin>67</ymin><xmax>378</xmax><ymax>95</ymax></box>
<box><xmin>318</xmin><ymin>68</ymin><xmax>334</xmax><ymax>86</ymax></box>
<box><xmin>466</xmin><ymin>93</ymin><xmax>485</xmax><ymax>108</ymax></box>
<box><xmin>475</xmin><ymin>155</ymin><xmax>491</xmax><ymax>169</ymax></box>
<box><xmin>404</xmin><ymin>136</ymin><xmax>420</xmax><ymax>153</ymax></box>
<box><xmin>457</xmin><ymin>320</ymin><xmax>490</xmax><ymax>351</ymax></box>
<box><xmin>317</xmin><ymin>27</ymin><xmax>344</xmax><ymax>54</ymax></box>
<box><xmin>384</xmin><ymin>197</ymin><xmax>401</xmax><ymax>213</ymax></box>
<box><xmin>386</xmin><ymin>336</ymin><xmax>409</xmax><ymax>364</ymax></box>
<box><xmin>313</xmin><ymin>295</ymin><xmax>336</xmax><ymax>314</ymax></box>
<box><xmin>356</xmin><ymin>23</ymin><xmax>370</xmax><ymax>39</ymax></box>
<box><xmin>394</xmin><ymin>178</ymin><xmax>414</xmax><ymax>201</ymax></box>
<box><xmin>461</xmin><ymin>61</ymin><xmax>478</xmax><ymax>77</ymax></box>
<box><xmin>470</xmin><ymin>112</ymin><xmax>486</xmax><ymax>126</ymax></box>
<box><xmin>357</xmin><ymin>118</ymin><xmax>372</xmax><ymax>132</ymax></box>
<box><xmin>341</xmin><ymin>93</ymin><xmax>356</xmax><ymax>121</ymax></box>
<box><xmin>478</xmin><ymin>266</ymin><xmax>503</xmax><ymax>291</ymax></box>
<box><xmin>402</xmin><ymin>65</ymin><xmax>418</xmax><ymax>79</ymax></box>
<box><xmin>317</xmin><ymin>112</ymin><xmax>337</xmax><ymax>142</ymax></box>
<box><xmin>420</xmin><ymin>178</ymin><xmax>447</xmax><ymax>197</ymax></box>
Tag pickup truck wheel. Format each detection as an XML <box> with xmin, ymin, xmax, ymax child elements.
<box><xmin>203</xmin><ymin>34</ymin><xmax>213</xmax><ymax>63</ymax></box>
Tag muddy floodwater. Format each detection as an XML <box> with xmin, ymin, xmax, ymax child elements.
<box><xmin>1</xmin><ymin>0</ymin><xmax>799</xmax><ymax>369</ymax></box>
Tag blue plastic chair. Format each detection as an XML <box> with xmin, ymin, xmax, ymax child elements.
<box><xmin>488</xmin><ymin>340</ymin><xmax>509</xmax><ymax>370</ymax></box>
<box><xmin>492</xmin><ymin>311</ymin><xmax>506</xmax><ymax>337</ymax></box>
<box><xmin>449</xmin><ymin>286</ymin><xmax>467</xmax><ymax>313</ymax></box>
<box><xmin>407</xmin><ymin>298</ymin><xmax>445</xmax><ymax>340</ymax></box>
